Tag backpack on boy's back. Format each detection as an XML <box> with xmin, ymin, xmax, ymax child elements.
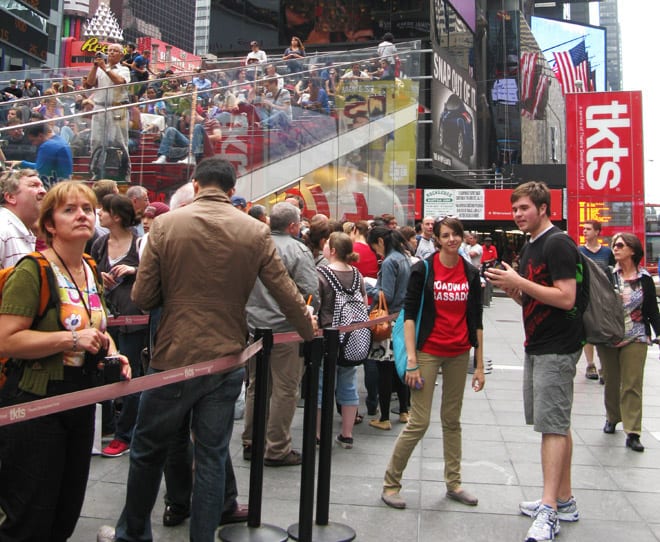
<box><xmin>544</xmin><ymin>231</ymin><xmax>625</xmax><ymax>346</ymax></box>
<box><xmin>317</xmin><ymin>265</ymin><xmax>372</xmax><ymax>366</ymax></box>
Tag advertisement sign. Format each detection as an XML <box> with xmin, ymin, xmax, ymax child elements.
<box><xmin>566</xmin><ymin>91</ymin><xmax>645</xmax><ymax>248</ymax></box>
<box><xmin>0</xmin><ymin>11</ymin><xmax>48</xmax><ymax>61</ymax></box>
<box><xmin>431</xmin><ymin>47</ymin><xmax>477</xmax><ymax>171</ymax></box>
<box><xmin>421</xmin><ymin>189</ymin><xmax>563</xmax><ymax>221</ymax></box>
<box><xmin>447</xmin><ymin>1</ymin><xmax>477</xmax><ymax>33</ymax></box>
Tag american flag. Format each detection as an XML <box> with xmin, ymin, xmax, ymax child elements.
<box><xmin>520</xmin><ymin>52</ymin><xmax>538</xmax><ymax>102</ymax></box>
<box><xmin>552</xmin><ymin>40</ymin><xmax>589</xmax><ymax>94</ymax></box>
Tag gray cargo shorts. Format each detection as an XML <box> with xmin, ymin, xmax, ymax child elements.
<box><xmin>523</xmin><ymin>350</ymin><xmax>581</xmax><ymax>434</ymax></box>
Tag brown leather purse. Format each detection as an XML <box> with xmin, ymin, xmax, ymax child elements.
<box><xmin>369</xmin><ymin>291</ymin><xmax>391</xmax><ymax>342</ymax></box>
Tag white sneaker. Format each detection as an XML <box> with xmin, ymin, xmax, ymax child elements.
<box><xmin>520</xmin><ymin>497</ymin><xmax>579</xmax><ymax>522</ymax></box>
<box><xmin>152</xmin><ymin>155</ymin><xmax>167</xmax><ymax>164</ymax></box>
<box><xmin>524</xmin><ymin>505</ymin><xmax>560</xmax><ymax>541</ymax></box>
<box><xmin>96</xmin><ymin>525</ymin><xmax>116</xmax><ymax>542</ymax></box>
<box><xmin>178</xmin><ymin>155</ymin><xmax>195</xmax><ymax>164</ymax></box>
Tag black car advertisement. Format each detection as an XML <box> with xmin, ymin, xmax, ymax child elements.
<box><xmin>431</xmin><ymin>48</ymin><xmax>477</xmax><ymax>170</ymax></box>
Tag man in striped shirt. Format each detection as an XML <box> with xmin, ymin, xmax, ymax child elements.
<box><xmin>0</xmin><ymin>169</ymin><xmax>46</xmax><ymax>268</ymax></box>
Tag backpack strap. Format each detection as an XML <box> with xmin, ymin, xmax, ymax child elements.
<box><xmin>318</xmin><ymin>265</ymin><xmax>358</xmax><ymax>295</ymax></box>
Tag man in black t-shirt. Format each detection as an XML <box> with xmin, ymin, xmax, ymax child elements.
<box><xmin>485</xmin><ymin>181</ymin><xmax>583</xmax><ymax>542</ymax></box>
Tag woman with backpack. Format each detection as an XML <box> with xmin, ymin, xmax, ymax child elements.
<box><xmin>0</xmin><ymin>182</ymin><xmax>130</xmax><ymax>540</ymax></box>
<box><xmin>598</xmin><ymin>232</ymin><xmax>660</xmax><ymax>452</ymax></box>
<box><xmin>366</xmin><ymin>226</ymin><xmax>411</xmax><ymax>430</ymax></box>
<box><xmin>317</xmin><ymin>232</ymin><xmax>369</xmax><ymax>448</ymax></box>
<box><xmin>381</xmin><ymin>216</ymin><xmax>485</xmax><ymax>510</ymax></box>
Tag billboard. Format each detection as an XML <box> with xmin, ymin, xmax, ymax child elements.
<box><xmin>566</xmin><ymin>91</ymin><xmax>645</xmax><ymax>249</ymax></box>
<box><xmin>431</xmin><ymin>47</ymin><xmax>477</xmax><ymax>171</ymax></box>
<box><xmin>531</xmin><ymin>16</ymin><xmax>606</xmax><ymax>93</ymax></box>
<box><xmin>420</xmin><ymin>189</ymin><xmax>563</xmax><ymax>221</ymax></box>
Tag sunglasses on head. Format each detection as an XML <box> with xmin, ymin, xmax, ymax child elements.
<box><xmin>435</xmin><ymin>214</ymin><xmax>457</xmax><ymax>223</ymax></box>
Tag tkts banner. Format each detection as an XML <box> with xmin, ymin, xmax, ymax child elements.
<box><xmin>566</xmin><ymin>91</ymin><xmax>645</xmax><ymax>250</ymax></box>
<box><xmin>431</xmin><ymin>47</ymin><xmax>477</xmax><ymax>171</ymax></box>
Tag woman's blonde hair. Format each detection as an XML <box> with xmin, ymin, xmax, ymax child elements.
<box><xmin>39</xmin><ymin>182</ymin><xmax>97</xmax><ymax>246</ymax></box>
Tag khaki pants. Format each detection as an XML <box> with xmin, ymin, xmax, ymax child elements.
<box><xmin>384</xmin><ymin>350</ymin><xmax>469</xmax><ymax>493</ymax></box>
<box><xmin>597</xmin><ymin>342</ymin><xmax>647</xmax><ymax>434</ymax></box>
<box><xmin>242</xmin><ymin>341</ymin><xmax>304</xmax><ymax>460</ymax></box>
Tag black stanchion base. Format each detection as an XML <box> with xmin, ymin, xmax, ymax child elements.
<box><xmin>218</xmin><ymin>523</ymin><xmax>289</xmax><ymax>542</ymax></box>
<box><xmin>287</xmin><ymin>522</ymin><xmax>356</xmax><ymax>542</ymax></box>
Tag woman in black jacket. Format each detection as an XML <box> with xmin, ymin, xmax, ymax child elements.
<box><xmin>597</xmin><ymin>232</ymin><xmax>660</xmax><ymax>452</ymax></box>
<box><xmin>381</xmin><ymin>216</ymin><xmax>485</xmax><ymax>510</ymax></box>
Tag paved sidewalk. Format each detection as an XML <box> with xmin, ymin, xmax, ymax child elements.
<box><xmin>74</xmin><ymin>297</ymin><xmax>660</xmax><ymax>541</ymax></box>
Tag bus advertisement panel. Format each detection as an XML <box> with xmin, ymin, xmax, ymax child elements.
<box><xmin>566</xmin><ymin>91</ymin><xmax>645</xmax><ymax>256</ymax></box>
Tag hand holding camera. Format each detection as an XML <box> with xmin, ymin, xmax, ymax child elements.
<box><xmin>94</xmin><ymin>52</ymin><xmax>108</xmax><ymax>70</ymax></box>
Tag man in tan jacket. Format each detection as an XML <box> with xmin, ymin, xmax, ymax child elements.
<box><xmin>106</xmin><ymin>157</ymin><xmax>315</xmax><ymax>542</ymax></box>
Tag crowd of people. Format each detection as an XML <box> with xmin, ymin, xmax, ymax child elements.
<box><xmin>2</xmin><ymin>165</ymin><xmax>658</xmax><ymax>542</ymax></box>
<box><xmin>1</xmin><ymin>34</ymin><xmax>403</xmax><ymax>187</ymax></box>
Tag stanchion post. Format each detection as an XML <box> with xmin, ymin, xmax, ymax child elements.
<box><xmin>288</xmin><ymin>331</ymin><xmax>356</xmax><ymax>542</ymax></box>
<box><xmin>296</xmin><ymin>336</ymin><xmax>323</xmax><ymax>541</ymax></box>
<box><xmin>247</xmin><ymin>328</ymin><xmax>272</xmax><ymax>527</ymax></box>
<box><xmin>316</xmin><ymin>328</ymin><xmax>339</xmax><ymax>525</ymax></box>
<box><xmin>220</xmin><ymin>328</ymin><xmax>289</xmax><ymax>542</ymax></box>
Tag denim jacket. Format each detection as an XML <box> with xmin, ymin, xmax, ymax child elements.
<box><xmin>365</xmin><ymin>250</ymin><xmax>411</xmax><ymax>313</ymax></box>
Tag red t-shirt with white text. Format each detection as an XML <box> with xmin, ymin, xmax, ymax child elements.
<box><xmin>420</xmin><ymin>254</ymin><xmax>471</xmax><ymax>357</ymax></box>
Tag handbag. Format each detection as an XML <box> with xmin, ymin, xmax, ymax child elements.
<box><xmin>393</xmin><ymin>259</ymin><xmax>429</xmax><ymax>381</ymax></box>
<box><xmin>369</xmin><ymin>291</ymin><xmax>391</xmax><ymax>342</ymax></box>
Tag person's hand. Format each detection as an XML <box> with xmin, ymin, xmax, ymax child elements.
<box><xmin>117</xmin><ymin>353</ymin><xmax>132</xmax><ymax>380</ymax></box>
<box><xmin>101</xmin><ymin>271</ymin><xmax>117</xmax><ymax>290</ymax></box>
<box><xmin>111</xmin><ymin>264</ymin><xmax>137</xmax><ymax>279</ymax></box>
<box><xmin>471</xmin><ymin>368</ymin><xmax>485</xmax><ymax>392</ymax></box>
<box><xmin>484</xmin><ymin>262</ymin><xmax>520</xmax><ymax>291</ymax></box>
<box><xmin>77</xmin><ymin>328</ymin><xmax>110</xmax><ymax>354</ymax></box>
<box><xmin>5</xmin><ymin>160</ymin><xmax>20</xmax><ymax>169</ymax></box>
<box><xmin>404</xmin><ymin>365</ymin><xmax>423</xmax><ymax>390</ymax></box>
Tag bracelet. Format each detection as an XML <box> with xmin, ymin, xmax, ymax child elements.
<box><xmin>405</xmin><ymin>365</ymin><xmax>419</xmax><ymax>372</ymax></box>
<box><xmin>71</xmin><ymin>330</ymin><xmax>79</xmax><ymax>351</ymax></box>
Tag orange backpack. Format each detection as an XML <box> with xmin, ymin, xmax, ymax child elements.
<box><xmin>0</xmin><ymin>252</ymin><xmax>98</xmax><ymax>389</ymax></box>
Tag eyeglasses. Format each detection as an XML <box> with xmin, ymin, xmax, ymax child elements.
<box><xmin>613</xmin><ymin>242</ymin><xmax>627</xmax><ymax>249</ymax></box>
<box><xmin>435</xmin><ymin>214</ymin><xmax>457</xmax><ymax>223</ymax></box>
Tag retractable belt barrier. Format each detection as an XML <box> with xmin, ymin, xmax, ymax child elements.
<box><xmin>0</xmin><ymin>312</ymin><xmax>398</xmax><ymax>427</ymax></box>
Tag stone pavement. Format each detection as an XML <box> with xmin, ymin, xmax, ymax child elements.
<box><xmin>73</xmin><ymin>296</ymin><xmax>660</xmax><ymax>541</ymax></box>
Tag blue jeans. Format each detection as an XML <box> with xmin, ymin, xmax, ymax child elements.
<box><xmin>157</xmin><ymin>125</ymin><xmax>205</xmax><ymax>157</ymax></box>
<box><xmin>115</xmin><ymin>366</ymin><xmax>244</xmax><ymax>542</ymax></box>
<box><xmin>114</xmin><ymin>330</ymin><xmax>148</xmax><ymax>444</ymax></box>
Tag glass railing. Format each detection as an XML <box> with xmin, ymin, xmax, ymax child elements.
<box><xmin>0</xmin><ymin>41</ymin><xmax>421</xmax><ymax>223</ymax></box>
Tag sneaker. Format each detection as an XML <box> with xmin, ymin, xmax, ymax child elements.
<box><xmin>399</xmin><ymin>412</ymin><xmax>410</xmax><ymax>424</ymax></box>
<box><xmin>585</xmin><ymin>364</ymin><xmax>599</xmax><ymax>380</ymax></box>
<box><xmin>101</xmin><ymin>439</ymin><xmax>130</xmax><ymax>458</ymax></box>
<box><xmin>520</xmin><ymin>497</ymin><xmax>579</xmax><ymax>522</ymax></box>
<box><xmin>336</xmin><ymin>434</ymin><xmax>353</xmax><ymax>449</ymax></box>
<box><xmin>152</xmin><ymin>155</ymin><xmax>167</xmax><ymax>164</ymax></box>
<box><xmin>96</xmin><ymin>525</ymin><xmax>116</xmax><ymax>542</ymax></box>
<box><xmin>525</xmin><ymin>505</ymin><xmax>559</xmax><ymax>541</ymax></box>
<box><xmin>178</xmin><ymin>155</ymin><xmax>195</xmax><ymax>164</ymax></box>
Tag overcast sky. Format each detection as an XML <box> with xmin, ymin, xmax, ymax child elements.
<box><xmin>616</xmin><ymin>1</ymin><xmax>659</xmax><ymax>203</ymax></box>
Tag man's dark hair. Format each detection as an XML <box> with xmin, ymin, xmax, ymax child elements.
<box><xmin>583</xmin><ymin>219</ymin><xmax>602</xmax><ymax>233</ymax></box>
<box><xmin>24</xmin><ymin>121</ymin><xmax>49</xmax><ymax>138</ymax></box>
<box><xmin>193</xmin><ymin>157</ymin><xmax>236</xmax><ymax>192</ymax></box>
